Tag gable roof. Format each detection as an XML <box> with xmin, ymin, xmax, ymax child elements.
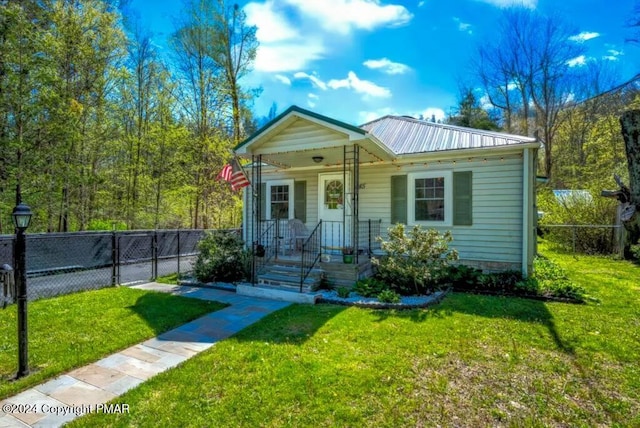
<box><xmin>235</xmin><ymin>105</ymin><xmax>366</xmax><ymax>152</ymax></box>
<box><xmin>360</xmin><ymin>115</ymin><xmax>538</xmax><ymax>155</ymax></box>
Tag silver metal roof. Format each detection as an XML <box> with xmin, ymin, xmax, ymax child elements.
<box><xmin>360</xmin><ymin>115</ymin><xmax>537</xmax><ymax>155</ymax></box>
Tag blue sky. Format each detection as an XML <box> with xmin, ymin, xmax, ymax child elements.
<box><xmin>130</xmin><ymin>0</ymin><xmax>638</xmax><ymax>126</ymax></box>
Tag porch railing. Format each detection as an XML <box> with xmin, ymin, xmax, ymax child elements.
<box><xmin>320</xmin><ymin>219</ymin><xmax>382</xmax><ymax>257</ymax></box>
<box><xmin>300</xmin><ymin>220</ymin><xmax>322</xmax><ymax>292</ymax></box>
<box><xmin>360</xmin><ymin>219</ymin><xmax>382</xmax><ymax>256</ymax></box>
<box><xmin>253</xmin><ymin>219</ymin><xmax>277</xmax><ymax>284</ymax></box>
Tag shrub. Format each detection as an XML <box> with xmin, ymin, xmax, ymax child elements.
<box><xmin>373</xmin><ymin>224</ymin><xmax>458</xmax><ymax>296</ymax></box>
<box><xmin>353</xmin><ymin>278</ymin><xmax>389</xmax><ymax>297</ymax></box>
<box><xmin>631</xmin><ymin>239</ymin><xmax>640</xmax><ymax>261</ymax></box>
<box><xmin>537</xmin><ymin>188</ymin><xmax>619</xmax><ymax>254</ymax></box>
<box><xmin>532</xmin><ymin>257</ymin><xmax>587</xmax><ymax>301</ymax></box>
<box><xmin>336</xmin><ymin>287</ymin><xmax>351</xmax><ymax>298</ymax></box>
<box><xmin>444</xmin><ymin>264</ymin><xmax>483</xmax><ymax>290</ymax></box>
<box><xmin>377</xmin><ymin>289</ymin><xmax>401</xmax><ymax>304</ymax></box>
<box><xmin>87</xmin><ymin>219</ymin><xmax>127</xmax><ymax>231</ymax></box>
<box><xmin>194</xmin><ymin>230</ymin><xmax>247</xmax><ymax>283</ymax></box>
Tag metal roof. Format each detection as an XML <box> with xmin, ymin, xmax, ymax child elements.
<box><xmin>360</xmin><ymin>115</ymin><xmax>537</xmax><ymax>155</ymax></box>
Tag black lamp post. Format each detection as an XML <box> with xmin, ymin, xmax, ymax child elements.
<box><xmin>12</xmin><ymin>201</ymin><xmax>32</xmax><ymax>378</ymax></box>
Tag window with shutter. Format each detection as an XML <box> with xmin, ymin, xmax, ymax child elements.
<box><xmin>453</xmin><ymin>171</ymin><xmax>473</xmax><ymax>226</ymax></box>
<box><xmin>294</xmin><ymin>181</ymin><xmax>306</xmax><ymax>223</ymax></box>
<box><xmin>390</xmin><ymin>175</ymin><xmax>407</xmax><ymax>224</ymax></box>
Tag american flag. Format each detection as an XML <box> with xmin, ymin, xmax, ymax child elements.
<box><xmin>217</xmin><ymin>157</ymin><xmax>250</xmax><ymax>191</ymax></box>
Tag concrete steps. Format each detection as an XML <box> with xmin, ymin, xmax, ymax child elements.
<box><xmin>256</xmin><ymin>263</ymin><xmax>323</xmax><ymax>292</ymax></box>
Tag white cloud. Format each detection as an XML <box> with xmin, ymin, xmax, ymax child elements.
<box><xmin>245</xmin><ymin>0</ymin><xmax>412</xmax><ymax>72</ymax></box>
<box><xmin>246</xmin><ymin>2</ymin><xmax>325</xmax><ymax>72</ymax></box>
<box><xmin>308</xmin><ymin>100</ymin><xmax>317</xmax><ymax>108</ymax></box>
<box><xmin>244</xmin><ymin>2</ymin><xmax>298</xmax><ymax>43</ymax></box>
<box><xmin>285</xmin><ymin>0</ymin><xmax>413</xmax><ymax>34</ymax></box>
<box><xmin>274</xmin><ymin>74</ymin><xmax>291</xmax><ymax>85</ymax></box>
<box><xmin>294</xmin><ymin>72</ymin><xmax>328</xmax><ymax>90</ymax></box>
<box><xmin>566</xmin><ymin>55</ymin><xmax>587</xmax><ymax>67</ymax></box>
<box><xmin>308</xmin><ymin>93</ymin><xmax>319</xmax><ymax>99</ymax></box>
<box><xmin>474</xmin><ymin>0</ymin><xmax>537</xmax><ymax>8</ymax></box>
<box><xmin>418</xmin><ymin>0</ymin><xmax>426</xmax><ymax>6</ymax></box>
<box><xmin>363</xmin><ymin>58</ymin><xmax>410</xmax><ymax>75</ymax></box>
<box><xmin>603</xmin><ymin>48</ymin><xmax>624</xmax><ymax>61</ymax></box>
<box><xmin>453</xmin><ymin>17</ymin><xmax>472</xmax><ymax>34</ymax></box>
<box><xmin>569</xmin><ymin>31</ymin><xmax>600</xmax><ymax>42</ymax></box>
<box><xmin>328</xmin><ymin>71</ymin><xmax>391</xmax><ymax>99</ymax></box>
<box><xmin>359</xmin><ymin>107</ymin><xmax>397</xmax><ymax>123</ymax></box>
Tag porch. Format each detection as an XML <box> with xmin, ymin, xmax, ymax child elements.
<box><xmin>251</xmin><ymin>219</ymin><xmax>382</xmax><ymax>292</ymax></box>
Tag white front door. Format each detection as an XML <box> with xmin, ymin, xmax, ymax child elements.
<box><xmin>318</xmin><ymin>173</ymin><xmax>349</xmax><ymax>251</ymax></box>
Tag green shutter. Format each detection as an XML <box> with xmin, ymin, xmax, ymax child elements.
<box><xmin>259</xmin><ymin>183</ymin><xmax>266</xmax><ymax>220</ymax></box>
<box><xmin>390</xmin><ymin>175</ymin><xmax>407</xmax><ymax>224</ymax></box>
<box><xmin>294</xmin><ymin>181</ymin><xmax>306</xmax><ymax>223</ymax></box>
<box><xmin>453</xmin><ymin>171</ymin><xmax>473</xmax><ymax>226</ymax></box>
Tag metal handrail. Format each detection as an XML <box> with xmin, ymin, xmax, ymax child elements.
<box><xmin>253</xmin><ymin>220</ymin><xmax>276</xmax><ymax>284</ymax></box>
<box><xmin>300</xmin><ymin>220</ymin><xmax>322</xmax><ymax>292</ymax></box>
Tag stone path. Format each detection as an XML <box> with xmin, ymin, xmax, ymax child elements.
<box><xmin>0</xmin><ymin>284</ymin><xmax>291</xmax><ymax>427</ymax></box>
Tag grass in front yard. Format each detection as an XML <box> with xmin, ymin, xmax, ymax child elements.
<box><xmin>155</xmin><ymin>273</ymin><xmax>180</xmax><ymax>284</ymax></box>
<box><xmin>0</xmin><ymin>286</ymin><xmax>226</xmax><ymax>399</ymax></box>
<box><xmin>72</xmin><ymin>244</ymin><xmax>640</xmax><ymax>427</ymax></box>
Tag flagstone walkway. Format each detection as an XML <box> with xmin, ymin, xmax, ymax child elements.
<box><xmin>0</xmin><ymin>284</ymin><xmax>291</xmax><ymax>428</ymax></box>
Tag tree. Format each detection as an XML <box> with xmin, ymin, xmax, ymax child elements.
<box><xmin>210</xmin><ymin>2</ymin><xmax>258</xmax><ymax>144</ymax></box>
<box><xmin>601</xmin><ymin>110</ymin><xmax>640</xmax><ymax>256</ymax></box>
<box><xmin>170</xmin><ymin>0</ymin><xmax>257</xmax><ymax>229</ymax></box>
<box><xmin>472</xmin><ymin>8</ymin><xmax>585</xmax><ymax>183</ymax></box>
<box><xmin>446</xmin><ymin>88</ymin><xmax>500</xmax><ymax>131</ymax></box>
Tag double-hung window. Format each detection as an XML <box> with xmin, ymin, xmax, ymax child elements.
<box><xmin>408</xmin><ymin>171</ymin><xmax>453</xmax><ymax>226</ymax></box>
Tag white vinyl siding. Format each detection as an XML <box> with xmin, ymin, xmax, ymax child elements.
<box><xmin>245</xmin><ymin>154</ymin><xmax>524</xmax><ymax>266</ymax></box>
<box><xmin>358</xmin><ymin>155</ymin><xmax>523</xmax><ymax>265</ymax></box>
<box><xmin>259</xmin><ymin>118</ymin><xmax>351</xmax><ymax>153</ymax></box>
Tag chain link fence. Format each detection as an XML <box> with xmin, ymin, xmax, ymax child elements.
<box><xmin>0</xmin><ymin>229</ymin><xmax>217</xmax><ymax>302</ymax></box>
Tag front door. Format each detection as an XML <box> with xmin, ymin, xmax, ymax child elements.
<box><xmin>318</xmin><ymin>173</ymin><xmax>349</xmax><ymax>251</ymax></box>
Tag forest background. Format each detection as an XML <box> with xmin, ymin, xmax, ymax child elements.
<box><xmin>0</xmin><ymin>0</ymin><xmax>637</xmax><ymax>235</ymax></box>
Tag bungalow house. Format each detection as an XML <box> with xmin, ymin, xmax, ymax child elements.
<box><xmin>234</xmin><ymin>105</ymin><xmax>540</xmax><ymax>291</ymax></box>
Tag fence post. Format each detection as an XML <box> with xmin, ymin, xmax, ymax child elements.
<box><xmin>152</xmin><ymin>231</ymin><xmax>158</xmax><ymax>280</ymax></box>
<box><xmin>111</xmin><ymin>232</ymin><xmax>117</xmax><ymax>286</ymax></box>
<box><xmin>572</xmin><ymin>226</ymin><xmax>576</xmax><ymax>254</ymax></box>
<box><xmin>176</xmin><ymin>229</ymin><xmax>180</xmax><ymax>279</ymax></box>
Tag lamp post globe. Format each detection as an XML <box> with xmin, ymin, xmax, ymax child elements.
<box><xmin>12</xmin><ymin>203</ymin><xmax>33</xmax><ymax>230</ymax></box>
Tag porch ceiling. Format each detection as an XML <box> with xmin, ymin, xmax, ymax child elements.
<box><xmin>243</xmin><ymin>142</ymin><xmax>389</xmax><ymax>169</ymax></box>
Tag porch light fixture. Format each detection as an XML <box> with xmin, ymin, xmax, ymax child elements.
<box><xmin>312</xmin><ymin>156</ymin><xmax>324</xmax><ymax>163</ymax></box>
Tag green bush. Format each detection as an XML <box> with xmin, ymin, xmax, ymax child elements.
<box><xmin>194</xmin><ymin>230</ymin><xmax>248</xmax><ymax>283</ymax></box>
<box><xmin>353</xmin><ymin>278</ymin><xmax>389</xmax><ymax>297</ymax></box>
<box><xmin>87</xmin><ymin>219</ymin><xmax>127</xmax><ymax>231</ymax></box>
<box><xmin>631</xmin><ymin>239</ymin><xmax>640</xmax><ymax>261</ymax></box>
<box><xmin>377</xmin><ymin>289</ymin><xmax>401</xmax><ymax>304</ymax></box>
<box><xmin>373</xmin><ymin>224</ymin><xmax>458</xmax><ymax>296</ymax></box>
<box><xmin>336</xmin><ymin>287</ymin><xmax>351</xmax><ymax>299</ymax></box>
<box><xmin>537</xmin><ymin>188</ymin><xmax>619</xmax><ymax>254</ymax></box>
<box><xmin>444</xmin><ymin>264</ymin><xmax>483</xmax><ymax>290</ymax></box>
<box><xmin>532</xmin><ymin>257</ymin><xmax>587</xmax><ymax>301</ymax></box>
<box><xmin>442</xmin><ymin>257</ymin><xmax>586</xmax><ymax>301</ymax></box>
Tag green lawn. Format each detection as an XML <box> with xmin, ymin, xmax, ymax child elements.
<box><xmin>0</xmin><ymin>286</ymin><xmax>226</xmax><ymax>399</ymax></box>
<box><xmin>72</xmin><ymin>244</ymin><xmax>640</xmax><ymax>427</ymax></box>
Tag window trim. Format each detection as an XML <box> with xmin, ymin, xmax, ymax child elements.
<box><xmin>266</xmin><ymin>179</ymin><xmax>295</xmax><ymax>220</ymax></box>
<box><xmin>408</xmin><ymin>171</ymin><xmax>453</xmax><ymax>227</ymax></box>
